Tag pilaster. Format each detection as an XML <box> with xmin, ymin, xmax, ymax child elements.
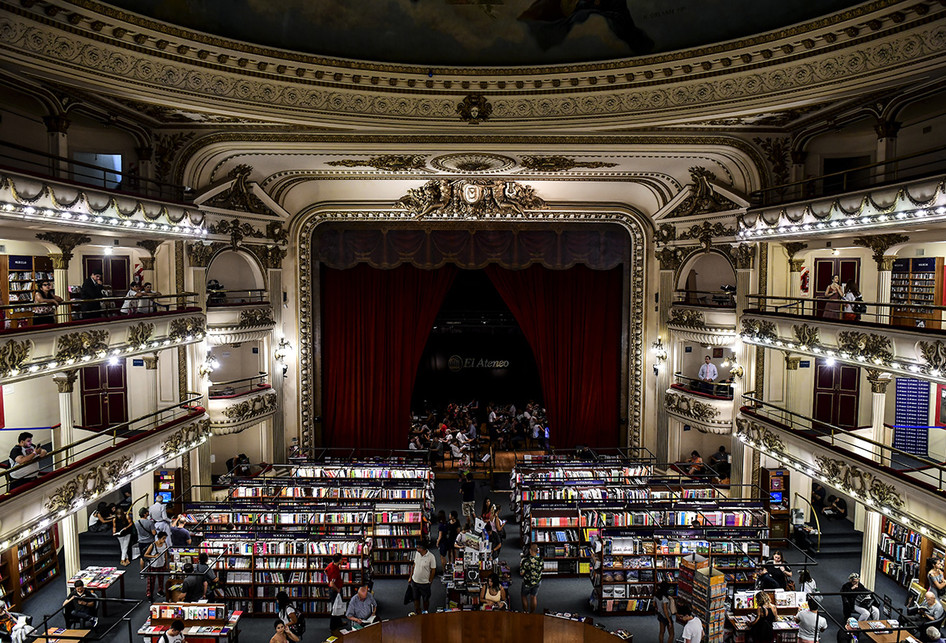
<box><xmin>42</xmin><ymin>113</ymin><xmax>70</xmax><ymax>179</ymax></box>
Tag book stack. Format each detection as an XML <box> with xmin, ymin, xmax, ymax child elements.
<box><xmin>692</xmin><ymin>566</ymin><xmax>726</xmax><ymax>643</ymax></box>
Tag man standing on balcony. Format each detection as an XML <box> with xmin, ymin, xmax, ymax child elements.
<box><xmin>698</xmin><ymin>356</ymin><xmax>718</xmax><ymax>393</ymax></box>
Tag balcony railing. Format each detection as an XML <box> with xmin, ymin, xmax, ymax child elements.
<box><xmin>0</xmin><ymin>291</ymin><xmax>201</xmax><ymax>334</ymax></box>
<box><xmin>672</xmin><ymin>373</ymin><xmax>734</xmax><ymax>400</ymax></box>
<box><xmin>745</xmin><ymin>294</ymin><xmax>946</xmax><ymax>332</ymax></box>
<box><xmin>748</xmin><ymin>144</ymin><xmax>946</xmax><ymax>207</ymax></box>
<box><xmin>0</xmin><ymin>140</ymin><xmax>192</xmax><ymax>202</ymax></box>
<box><xmin>0</xmin><ymin>396</ymin><xmax>204</xmax><ymax>499</ymax></box>
<box><xmin>209</xmin><ymin>374</ymin><xmax>270</xmax><ymax>399</ymax></box>
<box><xmin>673</xmin><ymin>290</ymin><xmax>736</xmax><ymax>309</ymax></box>
<box><xmin>741</xmin><ymin>394</ymin><xmax>946</xmax><ymax>494</ymax></box>
<box><xmin>206</xmin><ymin>289</ymin><xmax>268</xmax><ymax>306</ymax></box>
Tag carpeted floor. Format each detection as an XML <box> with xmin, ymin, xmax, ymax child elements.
<box><xmin>18</xmin><ymin>475</ymin><xmax>912</xmax><ymax>642</ymax></box>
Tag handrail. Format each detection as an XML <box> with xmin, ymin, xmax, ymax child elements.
<box><xmin>742</xmin><ymin>393</ymin><xmax>946</xmax><ymax>493</ymax></box>
<box><xmin>672</xmin><ymin>372</ymin><xmax>735</xmax><ymax>400</ymax></box>
<box><xmin>206</xmin><ymin>288</ymin><xmax>268</xmax><ymax>306</ymax></box>
<box><xmin>792</xmin><ymin>491</ymin><xmax>821</xmax><ymax>553</ymax></box>
<box><xmin>745</xmin><ymin>293</ymin><xmax>946</xmax><ymax>330</ymax></box>
<box><xmin>749</xmin><ymin>144</ymin><xmax>946</xmax><ymax>207</ymax></box>
<box><xmin>209</xmin><ymin>374</ymin><xmax>268</xmax><ymax>387</ymax></box>
<box><xmin>208</xmin><ymin>374</ymin><xmax>269</xmax><ymax>399</ymax></box>
<box><xmin>0</xmin><ymin>139</ymin><xmax>193</xmax><ymax>203</ymax></box>
<box><xmin>673</xmin><ymin>289</ymin><xmax>737</xmax><ymax>308</ymax></box>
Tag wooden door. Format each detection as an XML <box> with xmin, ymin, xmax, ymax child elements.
<box><xmin>813</xmin><ymin>358</ymin><xmax>859</xmax><ymax>430</ymax></box>
<box><xmin>80</xmin><ymin>360</ymin><xmax>128</xmax><ymax>430</ymax></box>
<box><xmin>813</xmin><ymin>257</ymin><xmax>860</xmax><ymax>317</ymax></box>
<box><xmin>81</xmin><ymin>255</ymin><xmax>131</xmax><ymax>293</ymax></box>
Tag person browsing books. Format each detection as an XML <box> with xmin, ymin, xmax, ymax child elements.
<box><xmin>346</xmin><ymin>583</ymin><xmax>377</xmax><ymax>627</ymax></box>
<box><xmin>158</xmin><ymin>619</ymin><xmax>185</xmax><ymax>643</ymax></box>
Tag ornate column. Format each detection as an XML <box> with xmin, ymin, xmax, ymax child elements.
<box><xmin>783</xmin><ymin>243</ymin><xmax>808</xmax><ymax>303</ymax></box>
<box><xmin>52</xmin><ymin>370</ymin><xmax>81</xmax><ymax>578</ymax></box>
<box><xmin>853</xmin><ymin>234</ymin><xmax>908</xmax><ymax>325</ymax></box>
<box><xmin>136</xmin><ymin>145</ymin><xmax>155</xmax><ymax>185</ymax></box>
<box><xmin>142</xmin><ymin>353</ymin><xmax>160</xmax><ymax>422</ymax></box>
<box><xmin>655</xmin><ymin>246</ymin><xmax>683</xmax><ymax>465</ymax></box>
<box><xmin>732</xmin><ymin>243</ymin><xmax>758</xmax><ymax>496</ymax></box>
<box><xmin>136</xmin><ymin>240</ymin><xmax>163</xmax><ymax>287</ymax></box>
<box><xmin>42</xmin><ymin>114</ymin><xmax>70</xmax><ymax>179</ymax></box>
<box><xmin>874</xmin><ymin>120</ymin><xmax>901</xmax><ymax>183</ymax></box>
<box><xmin>858</xmin><ymin>369</ymin><xmax>891</xmax><ymax>590</ymax></box>
<box><xmin>36</xmin><ymin>232</ymin><xmax>90</xmax><ymax>320</ymax></box>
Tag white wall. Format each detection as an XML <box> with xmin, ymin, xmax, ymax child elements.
<box><xmin>209</xmin><ymin>342</ymin><xmax>264</xmax><ymax>383</ymax></box>
<box><xmin>209</xmin><ymin>423</ymin><xmax>266</xmax><ymax>475</ymax></box>
<box><xmin>677</xmin><ymin>252</ymin><xmax>736</xmax><ymax>292</ymax></box>
<box><xmin>206</xmin><ymin>251</ymin><xmax>264</xmax><ymax>292</ymax></box>
<box><xmin>1</xmin><ymin>376</ymin><xmax>58</xmax><ymax>447</ymax></box>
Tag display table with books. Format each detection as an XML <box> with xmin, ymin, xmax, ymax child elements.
<box><xmin>137</xmin><ymin>603</ymin><xmax>241</xmax><ymax>642</ymax></box>
<box><xmin>67</xmin><ymin>567</ymin><xmax>125</xmax><ymax>616</ymax></box>
<box><xmin>845</xmin><ymin>620</ymin><xmax>915</xmax><ymax>643</ymax></box>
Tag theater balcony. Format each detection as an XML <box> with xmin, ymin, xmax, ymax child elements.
<box><xmin>665</xmin><ymin>373</ymin><xmax>734</xmax><ymax>435</ymax></box>
<box><xmin>0</xmin><ymin>294</ymin><xmax>205</xmax><ymax>385</ymax></box>
<box><xmin>667</xmin><ymin>295</ymin><xmax>738</xmax><ymax>346</ymax></box>
<box><xmin>207</xmin><ymin>374</ymin><xmax>277</xmax><ymax>435</ymax></box>
<box><xmin>739</xmin><ymin>305</ymin><xmax>946</xmax><ymax>386</ymax></box>
<box><xmin>0</xmin><ymin>400</ymin><xmax>208</xmax><ymax>551</ymax></box>
<box><xmin>205</xmin><ymin>293</ymin><xmax>275</xmax><ymax>345</ymax></box>
<box><xmin>738</xmin><ymin>149</ymin><xmax>946</xmax><ymax>241</ymax></box>
<box><xmin>737</xmin><ymin>397</ymin><xmax>946</xmax><ymax>537</ymax></box>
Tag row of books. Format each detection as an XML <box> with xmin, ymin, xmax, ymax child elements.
<box><xmin>149</xmin><ymin>604</ymin><xmax>226</xmax><ymax>620</ymax></box>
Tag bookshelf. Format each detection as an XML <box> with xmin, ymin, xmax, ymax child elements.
<box><xmin>0</xmin><ymin>530</ymin><xmax>60</xmax><ymax>611</ymax></box>
<box><xmin>138</xmin><ymin>602</ymin><xmax>241</xmax><ymax>641</ymax></box>
<box><xmin>595</xmin><ymin>533</ymin><xmax>657</xmax><ymax>614</ymax></box>
<box><xmin>760</xmin><ymin>468</ymin><xmax>790</xmax><ymax>542</ymax></box>
<box><xmin>525</xmin><ymin>505</ymin><xmax>583</xmax><ymax>576</ymax></box>
<box><xmin>0</xmin><ymin>254</ymin><xmax>55</xmax><ymax>326</ymax></box>
<box><xmin>877</xmin><ymin>516</ymin><xmax>936</xmax><ymax>588</ymax></box>
<box><xmin>891</xmin><ymin>257</ymin><xmax>945</xmax><ymax>329</ymax></box>
<box><xmin>196</xmin><ymin>537</ymin><xmax>369</xmax><ymax>616</ymax></box>
<box><xmin>691</xmin><ymin>566</ymin><xmax>726</xmax><ymax>643</ymax></box>
<box><xmin>372</xmin><ymin>503</ymin><xmax>425</xmax><ymax>577</ymax></box>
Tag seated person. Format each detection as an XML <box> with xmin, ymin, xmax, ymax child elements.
<box><xmin>196</xmin><ymin>552</ymin><xmax>218</xmax><ymax>598</ymax></box>
<box><xmin>909</xmin><ymin>591</ymin><xmax>946</xmax><ymax>633</ymax></box>
<box><xmin>709</xmin><ymin>446</ymin><xmax>728</xmax><ymax>469</ymax></box>
<box><xmin>823</xmin><ymin>495</ymin><xmax>848</xmax><ymax>520</ymax></box>
<box><xmin>755</xmin><ymin>566</ymin><xmax>783</xmax><ymax>590</ymax></box>
<box><xmin>63</xmin><ymin>580</ymin><xmax>97</xmax><ymax>627</ymax></box>
<box><xmin>811</xmin><ymin>483</ymin><xmax>827</xmax><ymax>513</ymax></box>
<box><xmin>345</xmin><ymin>583</ymin><xmax>377</xmax><ymax>628</ymax></box>
<box><xmin>479</xmin><ymin>574</ymin><xmax>507</xmax><ymax>610</ymax></box>
<box><xmin>841</xmin><ymin>573</ymin><xmax>880</xmax><ymax>621</ymax></box>
<box><xmin>686</xmin><ymin>451</ymin><xmax>703</xmax><ymax>476</ymax></box>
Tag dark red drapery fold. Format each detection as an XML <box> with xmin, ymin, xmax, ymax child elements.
<box><xmin>321</xmin><ymin>264</ymin><xmax>457</xmax><ymax>450</ymax></box>
<box><xmin>484</xmin><ymin>265</ymin><xmax>622</xmax><ymax>449</ymax></box>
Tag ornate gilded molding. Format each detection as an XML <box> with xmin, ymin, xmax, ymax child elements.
<box><xmin>136</xmin><ymin>239</ymin><xmax>163</xmax><ymax>259</ymax></box>
<box><xmin>753</xmin><ymin>137</ymin><xmax>791</xmax><ymax>185</ymax></box>
<box><xmin>837</xmin><ymin>331</ymin><xmax>893</xmax><ymax>365</ymax></box>
<box><xmin>655</xmin><ymin>246</ymin><xmax>686</xmax><ymax>271</ymax></box>
<box><xmin>815</xmin><ymin>454</ymin><xmax>904</xmax><ymax>509</ymax></box>
<box><xmin>792</xmin><ymin>324</ymin><xmax>821</xmax><ymax>349</ymax></box>
<box><xmin>782</xmin><ymin>242</ymin><xmax>808</xmax><ymax>262</ymax></box>
<box><xmin>0</xmin><ymin>339</ymin><xmax>33</xmax><ymax>376</ymax></box>
<box><xmin>736</xmin><ymin>417</ymin><xmax>786</xmax><ymax>453</ymax></box>
<box><xmin>655</xmin><ymin>223</ymin><xmax>676</xmax><ymax>246</ymax></box>
<box><xmin>187</xmin><ymin>241</ymin><xmax>227</xmax><ymax>268</ymax></box>
<box><xmin>456</xmin><ymin>94</ymin><xmax>492</xmax><ymax>124</ymax></box>
<box><xmin>785</xmin><ymin>356</ymin><xmax>802</xmax><ymax>371</ymax></box>
<box><xmin>668</xmin><ymin>308</ymin><xmax>706</xmax><ymax>329</ymax></box>
<box><xmin>204</xmin><ymin>164</ymin><xmax>272</xmax><ymax>215</ymax></box>
<box><xmin>168</xmin><ymin>317</ymin><xmax>207</xmax><ymax>341</ymax></box>
<box><xmin>519</xmin><ymin>156</ymin><xmax>619</xmax><ymax>172</ymax></box>
<box><xmin>54</xmin><ymin>330</ymin><xmax>109</xmax><ymax>363</ymax></box>
<box><xmin>142</xmin><ymin>353</ymin><xmax>159</xmax><ymax>370</ymax></box>
<box><xmin>220</xmin><ymin>392</ymin><xmax>278</xmax><ymax>421</ymax></box>
<box><xmin>127</xmin><ymin>322</ymin><xmax>155</xmax><ymax>348</ymax></box>
<box><xmin>246</xmin><ymin>244</ymin><xmax>287</xmax><ymax>270</ymax></box>
<box><xmin>49</xmin><ymin>253</ymin><xmax>67</xmax><ymax>271</ymax></box>
<box><xmin>53</xmin><ymin>370</ymin><xmax>78</xmax><ymax>394</ymax></box>
<box><xmin>866</xmin><ymin>368</ymin><xmax>892</xmax><ymax>394</ymax></box>
<box><xmin>789</xmin><ymin>258</ymin><xmax>805</xmax><ymax>273</ymax></box>
<box><xmin>396</xmin><ymin>179</ymin><xmax>545</xmax><ymax>219</ymax></box>
<box><xmin>729</xmin><ymin>243</ymin><xmax>755</xmax><ymax>270</ymax></box>
<box><xmin>161</xmin><ymin>418</ymin><xmax>211</xmax><ymax>455</ymax></box>
<box><xmin>44</xmin><ymin>455</ymin><xmax>134</xmax><ymax>512</ymax></box>
<box><xmin>741</xmin><ymin>318</ymin><xmax>778</xmax><ymax>342</ymax></box>
<box><xmin>668</xmin><ymin>167</ymin><xmax>740</xmax><ymax>218</ymax></box>
<box><xmin>35</xmin><ymin>232</ymin><xmax>90</xmax><ymax>268</ymax></box>
<box><xmin>918</xmin><ymin>340</ymin><xmax>946</xmax><ymax>372</ymax></box>
<box><xmin>327</xmin><ymin>155</ymin><xmax>428</xmax><ymax>172</ymax></box>
<box><xmin>678</xmin><ymin>221</ymin><xmax>736</xmax><ymax>250</ymax></box>
<box><xmin>208</xmin><ymin>217</ymin><xmax>263</xmax><ymax>249</ymax></box>
<box><xmin>852</xmin><ymin>234</ymin><xmax>910</xmax><ymax>268</ymax></box>
<box><xmin>238</xmin><ymin>307</ymin><xmax>276</xmax><ymax>328</ymax></box>
<box><xmin>665</xmin><ymin>392</ymin><xmax>721</xmax><ymax>422</ymax></box>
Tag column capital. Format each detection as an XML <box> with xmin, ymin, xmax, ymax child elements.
<box><xmin>878</xmin><ymin>255</ymin><xmax>897</xmax><ymax>272</ymax></box>
<box><xmin>53</xmin><ymin>369</ymin><xmax>79</xmax><ymax>394</ymax></box>
<box><xmin>140</xmin><ymin>256</ymin><xmax>155</xmax><ymax>271</ymax></box>
<box><xmin>49</xmin><ymin>253</ymin><xmax>68</xmax><ymax>270</ymax></box>
<box><xmin>655</xmin><ymin>246</ymin><xmax>685</xmax><ymax>272</ymax></box>
<box><xmin>42</xmin><ymin>114</ymin><xmax>71</xmax><ymax>134</ymax></box>
<box><xmin>874</xmin><ymin>119</ymin><xmax>901</xmax><ymax>140</ymax></box>
<box><xmin>136</xmin><ymin>239</ymin><xmax>163</xmax><ymax>258</ymax></box>
<box><xmin>790</xmin><ymin>150</ymin><xmax>807</xmax><ymax>165</ymax></box>
<box><xmin>142</xmin><ymin>353</ymin><xmax>159</xmax><ymax>370</ymax></box>
<box><xmin>866</xmin><ymin>368</ymin><xmax>891</xmax><ymax>394</ymax></box>
<box><xmin>36</xmin><ymin>232</ymin><xmax>90</xmax><ymax>269</ymax></box>
<box><xmin>785</xmin><ymin>356</ymin><xmax>802</xmax><ymax>370</ymax></box>
<box><xmin>852</xmin><ymin>234</ymin><xmax>909</xmax><ymax>269</ymax></box>
<box><xmin>782</xmin><ymin>241</ymin><xmax>808</xmax><ymax>262</ymax></box>
<box><xmin>789</xmin><ymin>258</ymin><xmax>805</xmax><ymax>273</ymax></box>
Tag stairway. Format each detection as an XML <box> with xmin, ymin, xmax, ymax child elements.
<box><xmin>812</xmin><ymin>520</ymin><xmax>865</xmax><ymax>557</ymax></box>
<box><xmin>77</xmin><ymin>530</ymin><xmax>123</xmax><ymax>565</ymax></box>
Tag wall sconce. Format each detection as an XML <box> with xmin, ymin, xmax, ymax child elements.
<box><xmin>652</xmin><ymin>336</ymin><xmax>668</xmax><ymax>376</ymax></box>
<box><xmin>274</xmin><ymin>337</ymin><xmax>291</xmax><ymax>362</ymax></box>
<box><xmin>198</xmin><ymin>352</ymin><xmax>220</xmax><ymax>379</ymax></box>
<box><xmin>722</xmin><ymin>353</ymin><xmax>744</xmax><ymax>379</ymax></box>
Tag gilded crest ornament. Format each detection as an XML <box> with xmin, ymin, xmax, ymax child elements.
<box><xmin>168</xmin><ymin>317</ymin><xmax>206</xmax><ymax>341</ymax></box>
<box><xmin>782</xmin><ymin>242</ymin><xmax>808</xmax><ymax>261</ymax></box>
<box><xmin>326</xmin><ymin>155</ymin><xmax>428</xmax><ymax>172</ymax></box>
<box><xmin>220</xmin><ymin>392</ymin><xmax>278</xmax><ymax>421</ymax></box>
<box><xmin>396</xmin><ymin>179</ymin><xmax>544</xmax><ymax>219</ymax></box>
<box><xmin>238</xmin><ymin>307</ymin><xmax>276</xmax><ymax>328</ymax></box>
<box><xmin>679</xmin><ymin>221</ymin><xmax>736</xmax><ymax>251</ymax></box>
<box><xmin>918</xmin><ymin>340</ymin><xmax>946</xmax><ymax>372</ymax></box>
<box><xmin>814</xmin><ymin>455</ymin><xmax>904</xmax><ymax>509</ymax></box>
<box><xmin>655</xmin><ymin>223</ymin><xmax>676</xmax><ymax>246</ymax></box>
<box><xmin>667</xmin><ymin>167</ymin><xmax>740</xmax><ymax>218</ymax></box>
<box><xmin>187</xmin><ymin>241</ymin><xmax>226</xmax><ymax>268</ymax></box>
<box><xmin>519</xmin><ymin>156</ymin><xmax>619</xmax><ymax>172</ymax></box>
<box><xmin>655</xmin><ymin>247</ymin><xmax>686</xmax><ymax>271</ymax></box>
<box><xmin>736</xmin><ymin>418</ymin><xmax>785</xmax><ymax>452</ymax></box>
<box><xmin>127</xmin><ymin>322</ymin><xmax>155</xmax><ymax>347</ymax></box>
<box><xmin>456</xmin><ymin>94</ymin><xmax>492</xmax><ymax>124</ymax></box>
<box><xmin>741</xmin><ymin>319</ymin><xmax>778</xmax><ymax>342</ymax></box>
<box><xmin>0</xmin><ymin>339</ymin><xmax>32</xmax><ymax>376</ymax></box>
<box><xmin>729</xmin><ymin>243</ymin><xmax>755</xmax><ymax>269</ymax></box>
<box><xmin>668</xmin><ymin>308</ymin><xmax>706</xmax><ymax>329</ymax></box>
<box><xmin>837</xmin><ymin>331</ymin><xmax>893</xmax><ymax>365</ymax></box>
<box><xmin>247</xmin><ymin>244</ymin><xmax>287</xmax><ymax>270</ymax></box>
<box><xmin>852</xmin><ymin>234</ymin><xmax>909</xmax><ymax>268</ymax></box>
<box><xmin>204</xmin><ymin>164</ymin><xmax>272</xmax><ymax>215</ymax></box>
<box><xmin>792</xmin><ymin>324</ymin><xmax>820</xmax><ymax>348</ymax></box>
<box><xmin>161</xmin><ymin>418</ymin><xmax>210</xmax><ymax>455</ymax></box>
<box><xmin>36</xmin><ymin>232</ymin><xmax>91</xmax><ymax>267</ymax></box>
<box><xmin>55</xmin><ymin>330</ymin><xmax>109</xmax><ymax>363</ymax></box>
<box><xmin>44</xmin><ymin>455</ymin><xmax>133</xmax><ymax>512</ymax></box>
<box><xmin>208</xmin><ymin>217</ymin><xmax>264</xmax><ymax>249</ymax></box>
<box><xmin>665</xmin><ymin>392</ymin><xmax>721</xmax><ymax>422</ymax></box>
<box><xmin>265</xmin><ymin>221</ymin><xmax>288</xmax><ymax>245</ymax></box>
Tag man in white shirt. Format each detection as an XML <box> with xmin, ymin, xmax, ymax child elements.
<box><xmin>410</xmin><ymin>541</ymin><xmax>437</xmax><ymax>614</ymax></box>
<box><xmin>679</xmin><ymin>603</ymin><xmax>703</xmax><ymax>643</ymax></box>
<box><xmin>698</xmin><ymin>356</ymin><xmax>718</xmax><ymax>382</ymax></box>
<box><xmin>120</xmin><ymin>283</ymin><xmax>141</xmax><ymax>314</ymax></box>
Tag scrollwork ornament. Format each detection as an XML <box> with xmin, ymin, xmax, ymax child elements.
<box><xmin>679</xmin><ymin>221</ymin><xmax>736</xmax><ymax>251</ymax></box>
<box><xmin>814</xmin><ymin>455</ymin><xmax>904</xmax><ymax>509</ymax></box>
<box><xmin>187</xmin><ymin>242</ymin><xmax>226</xmax><ymax>268</ymax></box>
<box><xmin>837</xmin><ymin>331</ymin><xmax>893</xmax><ymax>365</ymax></box>
<box><xmin>667</xmin><ymin>167</ymin><xmax>739</xmax><ymax>218</ymax></box>
<box><xmin>730</xmin><ymin>243</ymin><xmax>755</xmax><ymax>269</ymax></box>
<box><xmin>238</xmin><ymin>307</ymin><xmax>275</xmax><ymax>328</ymax></box>
<box><xmin>127</xmin><ymin>322</ymin><xmax>155</xmax><ymax>347</ymax></box>
<box><xmin>0</xmin><ymin>339</ymin><xmax>33</xmax><ymax>376</ymax></box>
<box><xmin>396</xmin><ymin>179</ymin><xmax>545</xmax><ymax>219</ymax></box>
<box><xmin>44</xmin><ymin>455</ymin><xmax>133</xmax><ymax>512</ymax></box>
<box><xmin>168</xmin><ymin>317</ymin><xmax>206</xmax><ymax>341</ymax></box>
<box><xmin>220</xmin><ymin>391</ymin><xmax>278</xmax><ymax>421</ymax></box>
<box><xmin>655</xmin><ymin>223</ymin><xmax>676</xmax><ymax>246</ymax></box>
<box><xmin>917</xmin><ymin>340</ymin><xmax>946</xmax><ymax>372</ymax></box>
<box><xmin>792</xmin><ymin>324</ymin><xmax>821</xmax><ymax>349</ymax></box>
<box><xmin>735</xmin><ymin>417</ymin><xmax>785</xmax><ymax>453</ymax></box>
<box><xmin>55</xmin><ymin>330</ymin><xmax>109</xmax><ymax>363</ymax></box>
<box><xmin>665</xmin><ymin>392</ymin><xmax>721</xmax><ymax>422</ymax></box>
<box><xmin>161</xmin><ymin>418</ymin><xmax>210</xmax><ymax>455</ymax></box>
<box><xmin>668</xmin><ymin>308</ymin><xmax>706</xmax><ymax>329</ymax></box>
<box><xmin>456</xmin><ymin>93</ymin><xmax>492</xmax><ymax>124</ymax></box>
<box><xmin>655</xmin><ymin>247</ymin><xmax>686</xmax><ymax>271</ymax></box>
<box><xmin>741</xmin><ymin>319</ymin><xmax>778</xmax><ymax>342</ymax></box>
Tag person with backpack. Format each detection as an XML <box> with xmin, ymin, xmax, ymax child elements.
<box><xmin>142</xmin><ymin>532</ymin><xmax>170</xmax><ymax>602</ymax></box>
<box><xmin>276</xmin><ymin>590</ymin><xmax>305</xmax><ymax>636</ymax></box>
<box><xmin>135</xmin><ymin>507</ymin><xmax>156</xmax><ymax>565</ymax></box>
<box><xmin>157</xmin><ymin>619</ymin><xmax>185</xmax><ymax>643</ymax></box>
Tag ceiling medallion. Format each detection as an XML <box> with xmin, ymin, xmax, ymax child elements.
<box><xmin>430</xmin><ymin>153</ymin><xmax>516</xmax><ymax>174</ymax></box>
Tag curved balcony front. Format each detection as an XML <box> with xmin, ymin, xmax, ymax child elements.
<box><xmin>205</xmin><ymin>295</ymin><xmax>274</xmax><ymax>345</ymax></box>
<box><xmin>665</xmin><ymin>375</ymin><xmax>735</xmax><ymax>434</ymax></box>
<box><xmin>667</xmin><ymin>304</ymin><xmax>738</xmax><ymax>346</ymax></box>
<box><xmin>207</xmin><ymin>376</ymin><xmax>277</xmax><ymax>435</ymax></box>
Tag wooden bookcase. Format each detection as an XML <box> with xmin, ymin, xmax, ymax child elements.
<box><xmin>0</xmin><ymin>255</ymin><xmax>55</xmax><ymax>327</ymax></box>
<box><xmin>877</xmin><ymin>515</ymin><xmax>940</xmax><ymax>588</ymax></box>
<box><xmin>891</xmin><ymin>257</ymin><xmax>945</xmax><ymax>329</ymax></box>
<box><xmin>0</xmin><ymin>529</ymin><xmax>61</xmax><ymax>611</ymax></box>
<box><xmin>760</xmin><ymin>467</ymin><xmax>790</xmax><ymax>542</ymax></box>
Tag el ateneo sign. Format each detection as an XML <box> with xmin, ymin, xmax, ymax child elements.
<box><xmin>448</xmin><ymin>355</ymin><xmax>511</xmax><ymax>372</ymax></box>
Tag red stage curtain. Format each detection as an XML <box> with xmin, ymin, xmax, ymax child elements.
<box><xmin>321</xmin><ymin>264</ymin><xmax>457</xmax><ymax>450</ymax></box>
<box><xmin>485</xmin><ymin>265</ymin><xmax>622</xmax><ymax>448</ymax></box>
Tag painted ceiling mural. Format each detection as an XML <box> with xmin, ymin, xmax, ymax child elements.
<box><xmin>105</xmin><ymin>0</ymin><xmax>865</xmax><ymax>66</ymax></box>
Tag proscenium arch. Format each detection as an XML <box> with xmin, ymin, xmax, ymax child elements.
<box><xmin>290</xmin><ymin>205</ymin><xmax>650</xmax><ymax>455</ymax></box>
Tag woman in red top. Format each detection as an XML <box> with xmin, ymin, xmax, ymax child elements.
<box><xmin>325</xmin><ymin>554</ymin><xmax>343</xmax><ymax>630</ymax></box>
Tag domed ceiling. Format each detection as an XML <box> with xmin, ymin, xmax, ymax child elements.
<box><xmin>104</xmin><ymin>0</ymin><xmax>865</xmax><ymax>66</ymax></box>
